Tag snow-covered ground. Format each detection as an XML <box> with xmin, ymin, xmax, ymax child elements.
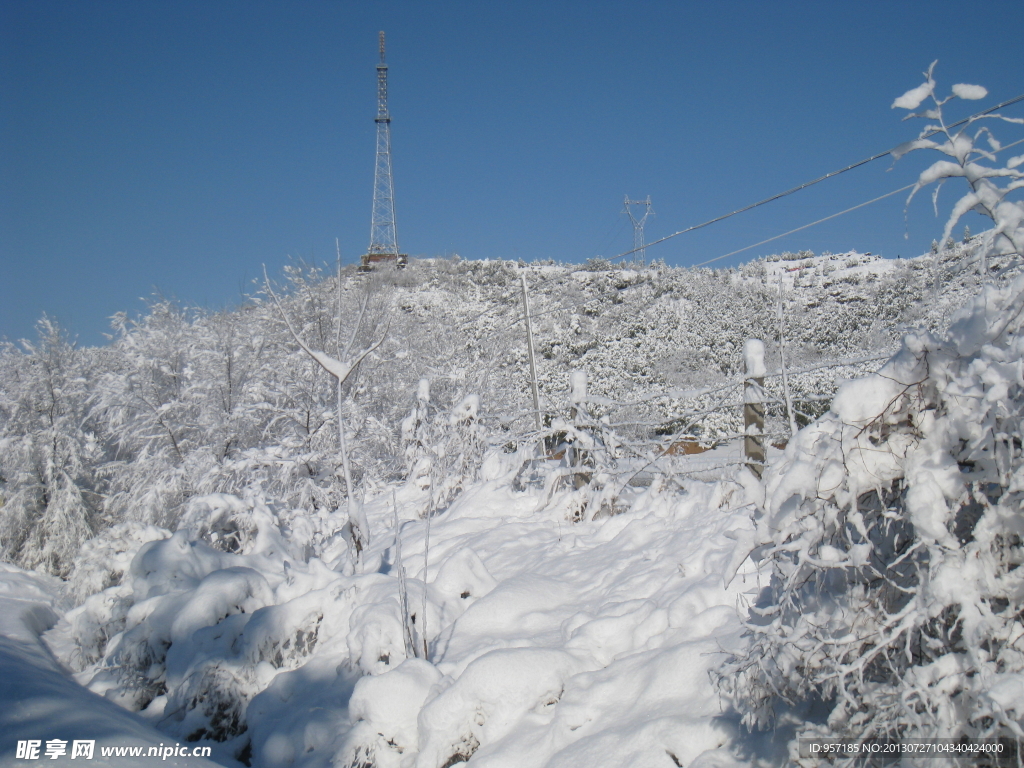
<box><xmin>2</xmin><ymin>466</ymin><xmax>763</xmax><ymax>768</ymax></box>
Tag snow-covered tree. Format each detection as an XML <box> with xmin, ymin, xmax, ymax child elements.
<box><xmin>92</xmin><ymin>300</ymin><xmax>204</xmax><ymax>528</ymax></box>
<box><xmin>265</xmin><ymin>266</ymin><xmax>390</xmax><ymax>558</ymax></box>
<box><xmin>0</xmin><ymin>318</ymin><xmax>102</xmax><ymax>576</ymax></box>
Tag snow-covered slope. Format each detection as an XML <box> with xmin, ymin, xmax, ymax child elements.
<box><xmin>0</xmin><ymin>244</ymin><xmax>985</xmax><ymax>583</ymax></box>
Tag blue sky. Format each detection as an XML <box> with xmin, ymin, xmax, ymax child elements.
<box><xmin>3</xmin><ymin>0</ymin><xmax>1023</xmax><ymax>347</ymax></box>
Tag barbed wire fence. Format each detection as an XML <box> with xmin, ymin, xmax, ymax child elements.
<box><xmin>481</xmin><ymin>339</ymin><xmax>891</xmax><ymax>499</ymax></box>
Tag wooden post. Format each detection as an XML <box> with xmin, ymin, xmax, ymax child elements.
<box><xmin>743</xmin><ymin>339</ymin><xmax>766</xmax><ymax>478</ymax></box>
<box><xmin>569</xmin><ymin>370</ymin><xmax>591</xmax><ymax>489</ymax></box>
<box><xmin>521</xmin><ymin>272</ymin><xmax>542</xmax><ymax>431</ymax></box>
<box><xmin>777</xmin><ymin>277</ymin><xmax>797</xmax><ymax>438</ymax></box>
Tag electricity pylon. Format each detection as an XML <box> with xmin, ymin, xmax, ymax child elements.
<box><xmin>362</xmin><ymin>32</ymin><xmax>406</xmax><ymax>269</ymax></box>
<box><xmin>623</xmin><ymin>196</ymin><xmax>652</xmax><ymax>266</ymax></box>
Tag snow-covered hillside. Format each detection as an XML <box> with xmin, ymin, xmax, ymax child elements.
<box><xmin>0</xmin><ymin>239</ymin><xmax>991</xmax><ymax>765</ymax></box>
<box><xmin>0</xmin><ymin>241</ymin><xmax>986</xmax><ymax>576</ymax></box>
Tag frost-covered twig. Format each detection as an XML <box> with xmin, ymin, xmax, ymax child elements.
<box><xmin>893</xmin><ymin>62</ymin><xmax>1024</xmax><ymax>269</ymax></box>
<box><xmin>263</xmin><ymin>266</ymin><xmax>390</xmax><ymax>558</ymax></box>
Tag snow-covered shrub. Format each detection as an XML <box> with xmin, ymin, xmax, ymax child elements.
<box><xmin>343</xmin><ymin>658</ymin><xmax>442</xmax><ymax>768</ymax></box>
<box><xmin>58</xmin><ymin>494</ymin><xmax>450</xmax><ymax>749</ymax></box>
<box><xmin>416</xmin><ymin>648</ymin><xmax>581</xmax><ymax>767</ymax></box>
<box><xmin>178</xmin><ymin>495</ymin><xmax>258</xmax><ymax>554</ymax></box>
<box><xmin>115</xmin><ymin>542</ymin><xmax>273</xmax><ymax>711</ymax></box>
<box><xmin>539</xmin><ymin>370</ymin><xmax>628</xmax><ymax>522</ymax></box>
<box><xmin>430</xmin><ymin>547</ymin><xmax>497</xmax><ymax>612</ymax></box>
<box><xmin>58</xmin><ymin>583</ymin><xmax>135</xmax><ymax>672</ymax></box>
<box><xmin>720</xmin><ymin>277</ymin><xmax>1024</xmax><ymax>757</ymax></box>
<box><xmin>418</xmin><ymin>393</ymin><xmax>488</xmax><ymax>511</ymax></box>
<box><xmin>400</xmin><ymin>378</ymin><xmax>432</xmax><ymax>483</ymax></box>
<box><xmin>66</xmin><ymin>526</ymin><xmax>328</xmax><ymax>740</ymax></box>
<box><xmin>341</xmin><ymin>648</ymin><xmax>582</xmax><ymax>768</ymax></box>
<box><xmin>581</xmin><ymin>256</ymin><xmax>613</xmax><ymax>272</ymax></box>
<box><xmin>718</xmin><ymin>68</ymin><xmax>1024</xmax><ymax>762</ymax></box>
<box><xmin>347</xmin><ymin>590</ymin><xmax>414</xmax><ymax>676</ymax></box>
<box><xmin>64</xmin><ymin>521</ymin><xmax>169</xmax><ymax>603</ymax></box>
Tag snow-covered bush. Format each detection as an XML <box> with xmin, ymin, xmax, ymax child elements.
<box><xmin>402</xmin><ymin>386</ymin><xmax>489</xmax><ymax>512</ymax></box>
<box><xmin>718</xmin><ymin>67</ymin><xmax>1024</xmax><ymax>762</ymax></box>
<box><xmin>413</xmin><ymin>647</ymin><xmax>581</xmax><ymax>767</ymax></box>
<box><xmin>581</xmin><ymin>256</ymin><xmax>613</xmax><ymax>272</ymax></box>
<box><xmin>720</xmin><ymin>276</ymin><xmax>1024</xmax><ymax>758</ymax></box>
<box><xmin>400</xmin><ymin>378</ymin><xmax>432</xmax><ymax>477</ymax></box>
<box><xmin>535</xmin><ymin>370</ymin><xmax>628</xmax><ymax>522</ymax></box>
<box><xmin>64</xmin><ymin>520</ymin><xmax>169</xmax><ymax>604</ymax></box>
<box><xmin>55</xmin><ymin>496</ymin><xmax>444</xmax><ymax>754</ymax></box>
<box><xmin>64</xmin><ymin>525</ymin><xmax>324</xmax><ymax>743</ymax></box>
<box><xmin>344</xmin><ymin>658</ymin><xmax>442</xmax><ymax>767</ymax></box>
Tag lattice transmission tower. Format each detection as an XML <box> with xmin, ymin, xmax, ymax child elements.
<box><xmin>362</xmin><ymin>31</ymin><xmax>407</xmax><ymax>269</ymax></box>
<box><xmin>623</xmin><ymin>195</ymin><xmax>652</xmax><ymax>266</ymax></box>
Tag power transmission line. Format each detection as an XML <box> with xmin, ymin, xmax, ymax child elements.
<box><xmin>490</xmin><ymin>135</ymin><xmax>1024</xmax><ymax>329</ymax></box>
<box><xmin>691</xmin><ymin>185</ymin><xmax>915</xmax><ymax>268</ymax></box>
<box><xmin>456</xmin><ymin>97</ymin><xmax>1024</xmax><ymax>330</ymax></box>
<box><xmin>693</xmin><ymin>134</ymin><xmax>1024</xmax><ymax>267</ymax></box>
<box><xmin>607</xmin><ymin>92</ymin><xmax>1024</xmax><ymax>263</ymax></box>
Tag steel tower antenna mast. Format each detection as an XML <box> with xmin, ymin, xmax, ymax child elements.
<box><xmin>362</xmin><ymin>31</ymin><xmax>406</xmax><ymax>268</ymax></box>
<box><xmin>623</xmin><ymin>196</ymin><xmax>653</xmax><ymax>266</ymax></box>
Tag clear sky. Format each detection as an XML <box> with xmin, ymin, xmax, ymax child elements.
<box><xmin>3</xmin><ymin>0</ymin><xmax>1023</xmax><ymax>346</ymax></box>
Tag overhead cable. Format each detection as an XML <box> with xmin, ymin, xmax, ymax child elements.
<box><xmin>693</xmin><ymin>134</ymin><xmax>1024</xmax><ymax>267</ymax></box>
<box><xmin>691</xmin><ymin>184</ymin><xmax>915</xmax><ymax>267</ymax></box>
<box><xmin>608</xmin><ymin>92</ymin><xmax>1024</xmax><ymax>263</ymax></box>
<box><xmin>458</xmin><ymin>99</ymin><xmax>1024</xmax><ymax>330</ymax></box>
